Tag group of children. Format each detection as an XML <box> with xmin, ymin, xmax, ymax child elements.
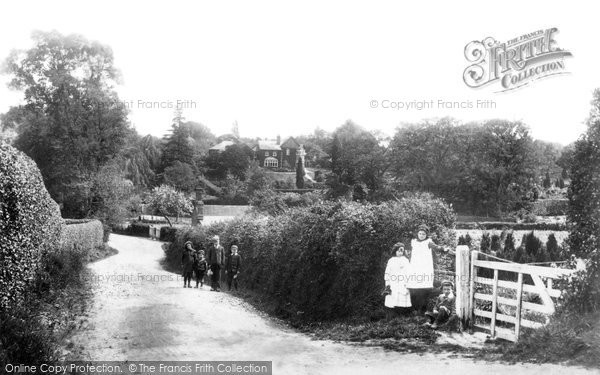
<box><xmin>181</xmin><ymin>235</ymin><xmax>242</xmax><ymax>292</ymax></box>
<box><xmin>383</xmin><ymin>224</ymin><xmax>455</xmax><ymax>329</ymax></box>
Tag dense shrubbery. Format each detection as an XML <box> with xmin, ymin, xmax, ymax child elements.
<box><xmin>0</xmin><ymin>142</ymin><xmax>63</xmax><ymax>310</ymax></box>
<box><xmin>112</xmin><ymin>221</ymin><xmax>151</xmax><ymax>237</ymax></box>
<box><xmin>160</xmin><ymin>226</ymin><xmax>178</xmax><ymax>242</ymax></box>
<box><xmin>59</xmin><ymin>219</ymin><xmax>104</xmax><ymax>254</ymax></box>
<box><xmin>532</xmin><ymin>199</ymin><xmax>568</xmax><ymax>216</ymax></box>
<box><xmin>0</xmin><ymin>143</ymin><xmax>103</xmax><ymax>365</ymax></box>
<box><xmin>249</xmin><ymin>190</ymin><xmax>325</xmax><ymax>216</ymax></box>
<box><xmin>165</xmin><ymin>194</ymin><xmax>455</xmax><ymax>322</ymax></box>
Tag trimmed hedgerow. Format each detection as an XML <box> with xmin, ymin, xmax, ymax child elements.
<box><xmin>456</xmin><ymin>221</ymin><xmax>566</xmax><ymax>231</ymax></box>
<box><xmin>160</xmin><ymin>226</ymin><xmax>178</xmax><ymax>242</ymax></box>
<box><xmin>165</xmin><ymin>194</ymin><xmax>456</xmax><ymax>322</ymax></box>
<box><xmin>0</xmin><ymin>142</ymin><xmax>63</xmax><ymax>310</ymax></box>
<box><xmin>60</xmin><ymin>219</ymin><xmax>104</xmax><ymax>254</ymax></box>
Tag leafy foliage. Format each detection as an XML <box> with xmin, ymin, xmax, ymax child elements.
<box><xmin>147</xmin><ymin>185</ymin><xmax>192</xmax><ymax>222</ymax></box>
<box><xmin>166</xmin><ymin>194</ymin><xmax>455</xmax><ymax>322</ymax></box>
<box><xmin>389</xmin><ymin>118</ymin><xmax>537</xmax><ymax>215</ymax></box>
<box><xmin>563</xmin><ymin>89</ymin><xmax>600</xmax><ymax>314</ymax></box>
<box><xmin>2</xmin><ymin>31</ymin><xmax>130</xmax><ymax>217</ymax></box>
<box><xmin>0</xmin><ymin>142</ymin><xmax>63</xmax><ymax>309</ymax></box>
<box><xmin>328</xmin><ymin>121</ymin><xmax>389</xmax><ymax>200</ymax></box>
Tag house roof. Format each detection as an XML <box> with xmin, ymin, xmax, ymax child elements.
<box><xmin>257</xmin><ymin>141</ymin><xmax>281</xmax><ymax>151</ymax></box>
<box><xmin>280</xmin><ymin>137</ymin><xmax>301</xmax><ymax>149</ymax></box>
<box><xmin>209</xmin><ymin>140</ymin><xmax>235</xmax><ymax>151</ymax></box>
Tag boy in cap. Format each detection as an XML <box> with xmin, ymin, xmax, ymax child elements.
<box><xmin>225</xmin><ymin>245</ymin><xmax>242</xmax><ymax>291</ymax></box>
<box><xmin>181</xmin><ymin>241</ymin><xmax>195</xmax><ymax>288</ymax></box>
<box><xmin>193</xmin><ymin>248</ymin><xmax>208</xmax><ymax>288</ymax></box>
<box><xmin>424</xmin><ymin>280</ymin><xmax>455</xmax><ymax>329</ymax></box>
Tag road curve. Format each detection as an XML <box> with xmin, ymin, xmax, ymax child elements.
<box><xmin>66</xmin><ymin>234</ymin><xmax>595</xmax><ymax>375</ymax></box>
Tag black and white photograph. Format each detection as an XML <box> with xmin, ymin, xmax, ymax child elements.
<box><xmin>1</xmin><ymin>1</ymin><xmax>599</xmax><ymax>374</ymax></box>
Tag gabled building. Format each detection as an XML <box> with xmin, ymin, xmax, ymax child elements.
<box><xmin>255</xmin><ymin>140</ymin><xmax>282</xmax><ymax>168</ymax></box>
<box><xmin>253</xmin><ymin>136</ymin><xmax>305</xmax><ymax>169</ymax></box>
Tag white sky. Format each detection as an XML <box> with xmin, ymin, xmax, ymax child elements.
<box><xmin>0</xmin><ymin>0</ymin><xmax>596</xmax><ymax>144</ymax></box>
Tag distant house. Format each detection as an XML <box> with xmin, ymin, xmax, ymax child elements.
<box><xmin>208</xmin><ymin>140</ymin><xmax>236</xmax><ymax>156</ymax></box>
<box><xmin>255</xmin><ymin>140</ymin><xmax>282</xmax><ymax>168</ymax></box>
<box><xmin>253</xmin><ymin>136</ymin><xmax>306</xmax><ymax>169</ymax></box>
<box><xmin>280</xmin><ymin>137</ymin><xmax>302</xmax><ymax>168</ymax></box>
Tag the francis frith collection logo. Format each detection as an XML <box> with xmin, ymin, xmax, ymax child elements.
<box><xmin>463</xmin><ymin>28</ymin><xmax>572</xmax><ymax>92</ymax></box>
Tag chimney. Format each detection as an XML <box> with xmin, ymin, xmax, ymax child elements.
<box><xmin>276</xmin><ymin>135</ymin><xmax>281</xmax><ymax>145</ymax></box>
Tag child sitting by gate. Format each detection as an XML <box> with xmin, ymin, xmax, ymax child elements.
<box><xmin>424</xmin><ymin>280</ymin><xmax>455</xmax><ymax>329</ymax></box>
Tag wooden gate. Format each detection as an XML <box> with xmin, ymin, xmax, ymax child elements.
<box><xmin>465</xmin><ymin>250</ymin><xmax>575</xmax><ymax>342</ymax></box>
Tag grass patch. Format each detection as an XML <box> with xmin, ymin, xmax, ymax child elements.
<box><xmin>0</xmin><ymin>245</ymin><xmax>117</xmax><ymax>365</ymax></box>
<box><xmin>496</xmin><ymin>311</ymin><xmax>600</xmax><ymax>368</ymax></box>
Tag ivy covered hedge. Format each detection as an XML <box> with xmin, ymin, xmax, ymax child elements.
<box><xmin>0</xmin><ymin>142</ymin><xmax>63</xmax><ymax>309</ymax></box>
<box><xmin>166</xmin><ymin>194</ymin><xmax>456</xmax><ymax>322</ymax></box>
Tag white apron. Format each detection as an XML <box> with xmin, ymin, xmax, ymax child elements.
<box><xmin>406</xmin><ymin>238</ymin><xmax>435</xmax><ymax>289</ymax></box>
<box><xmin>384</xmin><ymin>256</ymin><xmax>412</xmax><ymax>308</ymax></box>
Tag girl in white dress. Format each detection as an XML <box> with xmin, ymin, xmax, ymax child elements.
<box><xmin>383</xmin><ymin>242</ymin><xmax>411</xmax><ymax>318</ymax></box>
<box><xmin>406</xmin><ymin>225</ymin><xmax>449</xmax><ymax>313</ymax></box>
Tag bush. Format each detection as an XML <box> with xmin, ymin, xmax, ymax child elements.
<box><xmin>0</xmin><ymin>142</ymin><xmax>63</xmax><ymax>310</ymax></box>
<box><xmin>60</xmin><ymin>219</ymin><xmax>104</xmax><ymax>254</ymax></box>
<box><xmin>532</xmin><ymin>199</ymin><xmax>568</xmax><ymax>216</ymax></box>
<box><xmin>129</xmin><ymin>222</ymin><xmax>151</xmax><ymax>237</ymax></box>
<box><xmin>160</xmin><ymin>226</ymin><xmax>178</xmax><ymax>242</ymax></box>
<box><xmin>0</xmin><ymin>305</ymin><xmax>56</xmax><ymax>365</ymax></box>
<box><xmin>165</xmin><ymin>194</ymin><xmax>456</xmax><ymax>322</ymax></box>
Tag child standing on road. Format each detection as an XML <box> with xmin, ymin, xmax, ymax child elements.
<box><xmin>225</xmin><ymin>245</ymin><xmax>242</xmax><ymax>291</ymax></box>
<box><xmin>383</xmin><ymin>242</ymin><xmax>411</xmax><ymax>319</ymax></box>
<box><xmin>181</xmin><ymin>241</ymin><xmax>195</xmax><ymax>288</ymax></box>
<box><xmin>206</xmin><ymin>235</ymin><xmax>225</xmax><ymax>291</ymax></box>
<box><xmin>194</xmin><ymin>249</ymin><xmax>208</xmax><ymax>288</ymax></box>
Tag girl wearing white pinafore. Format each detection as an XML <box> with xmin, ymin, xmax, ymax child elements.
<box><xmin>406</xmin><ymin>225</ymin><xmax>448</xmax><ymax>312</ymax></box>
<box><xmin>384</xmin><ymin>243</ymin><xmax>411</xmax><ymax>309</ymax></box>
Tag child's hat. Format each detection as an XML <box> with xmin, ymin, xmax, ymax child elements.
<box><xmin>417</xmin><ymin>224</ymin><xmax>429</xmax><ymax>233</ymax></box>
<box><xmin>184</xmin><ymin>240</ymin><xmax>193</xmax><ymax>247</ymax></box>
<box><xmin>441</xmin><ymin>280</ymin><xmax>454</xmax><ymax>288</ymax></box>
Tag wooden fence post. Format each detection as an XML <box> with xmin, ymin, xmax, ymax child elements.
<box><xmin>469</xmin><ymin>250</ymin><xmax>479</xmax><ymax>331</ymax></box>
<box><xmin>455</xmin><ymin>245</ymin><xmax>471</xmax><ymax>330</ymax></box>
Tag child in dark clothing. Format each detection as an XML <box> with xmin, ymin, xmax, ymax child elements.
<box><xmin>194</xmin><ymin>249</ymin><xmax>208</xmax><ymax>288</ymax></box>
<box><xmin>225</xmin><ymin>245</ymin><xmax>242</xmax><ymax>291</ymax></box>
<box><xmin>181</xmin><ymin>241</ymin><xmax>195</xmax><ymax>288</ymax></box>
<box><xmin>424</xmin><ymin>280</ymin><xmax>455</xmax><ymax>329</ymax></box>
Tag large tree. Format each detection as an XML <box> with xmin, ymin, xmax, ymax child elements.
<box><xmin>2</xmin><ymin>31</ymin><xmax>130</xmax><ymax>216</ymax></box>
<box><xmin>564</xmin><ymin>90</ymin><xmax>600</xmax><ymax>314</ymax></box>
<box><xmin>568</xmin><ymin>89</ymin><xmax>600</xmax><ymax>257</ymax></box>
<box><xmin>327</xmin><ymin>120</ymin><xmax>389</xmax><ymax>200</ymax></box>
<box><xmin>389</xmin><ymin>118</ymin><xmax>537</xmax><ymax>215</ymax></box>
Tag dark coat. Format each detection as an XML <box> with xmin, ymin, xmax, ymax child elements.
<box><xmin>206</xmin><ymin>244</ymin><xmax>224</xmax><ymax>266</ymax></box>
<box><xmin>194</xmin><ymin>255</ymin><xmax>208</xmax><ymax>271</ymax></box>
<box><xmin>226</xmin><ymin>253</ymin><xmax>242</xmax><ymax>273</ymax></box>
<box><xmin>181</xmin><ymin>250</ymin><xmax>195</xmax><ymax>273</ymax></box>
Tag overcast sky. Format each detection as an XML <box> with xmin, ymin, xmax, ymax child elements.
<box><xmin>0</xmin><ymin>1</ymin><xmax>597</xmax><ymax>144</ymax></box>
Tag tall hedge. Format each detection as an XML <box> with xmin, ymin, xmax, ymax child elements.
<box><xmin>167</xmin><ymin>195</ymin><xmax>456</xmax><ymax>321</ymax></box>
<box><xmin>60</xmin><ymin>219</ymin><xmax>104</xmax><ymax>253</ymax></box>
<box><xmin>0</xmin><ymin>142</ymin><xmax>63</xmax><ymax>309</ymax></box>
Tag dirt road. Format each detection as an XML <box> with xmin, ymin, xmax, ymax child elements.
<box><xmin>67</xmin><ymin>234</ymin><xmax>594</xmax><ymax>374</ymax></box>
